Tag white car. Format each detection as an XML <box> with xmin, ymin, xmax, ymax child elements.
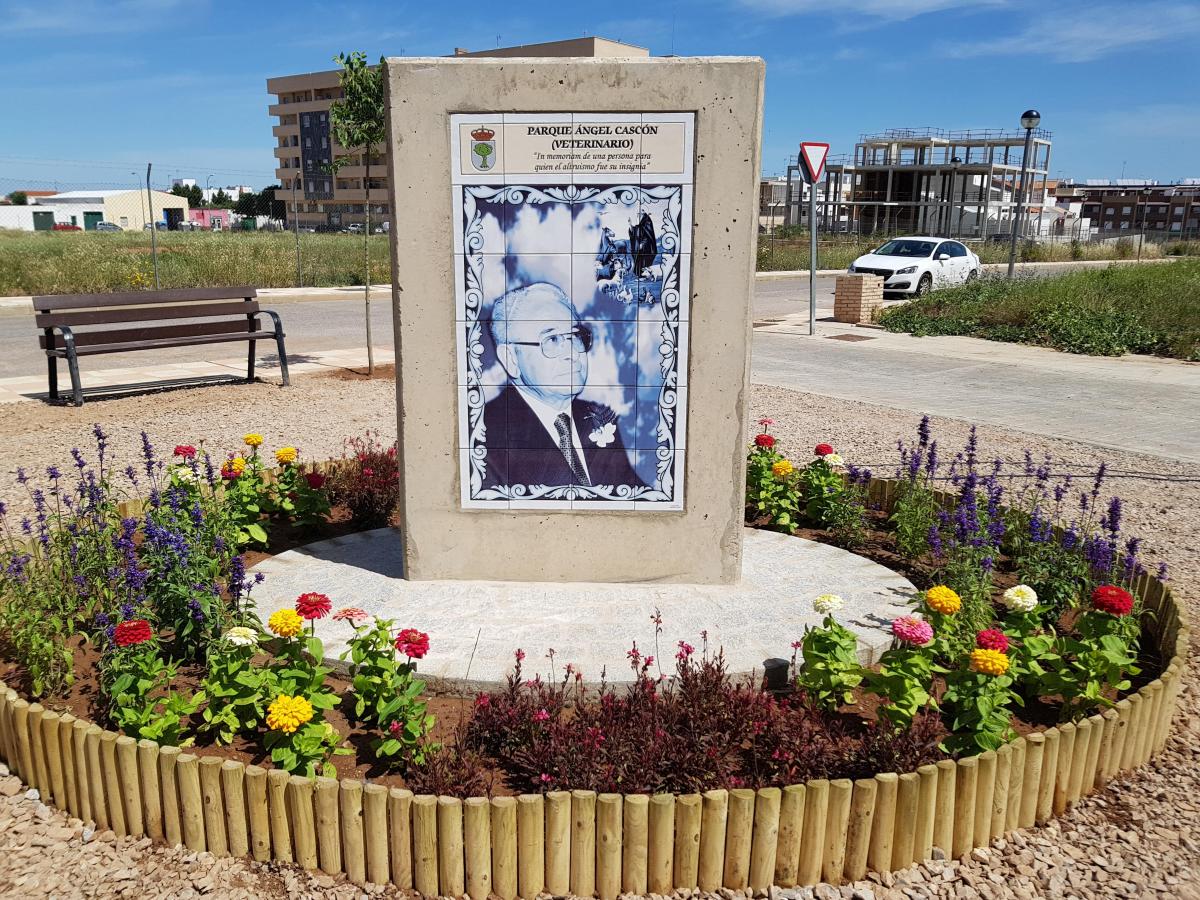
<box><xmin>848</xmin><ymin>236</ymin><xmax>980</xmax><ymax>296</ymax></box>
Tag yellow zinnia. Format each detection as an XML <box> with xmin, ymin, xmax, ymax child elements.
<box><xmin>275</xmin><ymin>447</ymin><xmax>298</xmax><ymax>465</ymax></box>
<box><xmin>772</xmin><ymin>459</ymin><xmax>794</xmax><ymax>479</ymax></box>
<box><xmin>268</xmin><ymin>608</ymin><xmax>304</xmax><ymax>638</ymax></box>
<box><xmin>266</xmin><ymin>694</ymin><xmax>314</xmax><ymax>734</ymax></box>
<box><xmin>969</xmin><ymin>648</ymin><xmax>1010</xmax><ymax>677</ymax></box>
<box><xmin>925</xmin><ymin>585</ymin><xmax>962</xmax><ymax>615</ymax></box>
<box><xmin>244</xmin><ymin>433</ymin><xmax>264</xmax><ymax>448</ymax></box>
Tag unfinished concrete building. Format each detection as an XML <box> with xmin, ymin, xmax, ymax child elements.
<box><xmin>823</xmin><ymin>127</ymin><xmax>1052</xmax><ymax>238</ymax></box>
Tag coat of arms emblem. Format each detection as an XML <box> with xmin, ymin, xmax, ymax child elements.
<box><xmin>470</xmin><ymin>127</ymin><xmax>497</xmax><ymax>171</ymax></box>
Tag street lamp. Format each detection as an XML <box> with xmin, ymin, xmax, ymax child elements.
<box><xmin>1137</xmin><ymin>186</ymin><xmax>1153</xmax><ymax>262</ymax></box>
<box><xmin>1007</xmin><ymin>109</ymin><xmax>1041</xmax><ymax>278</ymax></box>
<box><xmin>205</xmin><ymin>174</ymin><xmax>214</xmax><ymax>205</ymax></box>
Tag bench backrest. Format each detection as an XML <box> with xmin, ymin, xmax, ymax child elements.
<box><xmin>33</xmin><ymin>286</ymin><xmax>260</xmax><ymax>351</ymax></box>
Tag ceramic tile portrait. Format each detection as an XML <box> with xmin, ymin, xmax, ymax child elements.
<box><xmin>452</xmin><ymin>114</ymin><xmax>694</xmax><ymax>510</ymax></box>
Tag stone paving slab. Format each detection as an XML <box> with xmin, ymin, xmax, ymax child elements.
<box><xmin>249</xmin><ymin>527</ymin><xmax>916</xmax><ymax>689</ymax></box>
<box><xmin>0</xmin><ymin>347</ymin><xmax>395</xmax><ymax>403</ymax></box>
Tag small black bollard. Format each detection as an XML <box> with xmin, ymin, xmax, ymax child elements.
<box><xmin>762</xmin><ymin>657</ymin><xmax>793</xmax><ymax>697</ymax></box>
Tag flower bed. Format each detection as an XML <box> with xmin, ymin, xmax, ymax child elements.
<box><xmin>0</xmin><ymin>421</ymin><xmax>1190</xmax><ymax>896</ymax></box>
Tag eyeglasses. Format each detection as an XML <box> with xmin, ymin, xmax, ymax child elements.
<box><xmin>506</xmin><ymin>325</ymin><xmax>593</xmax><ymax>359</ymax></box>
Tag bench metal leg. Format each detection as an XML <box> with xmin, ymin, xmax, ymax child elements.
<box><xmin>65</xmin><ymin>349</ymin><xmax>83</xmax><ymax>407</ymax></box>
<box><xmin>275</xmin><ymin>332</ymin><xmax>290</xmax><ymax>386</ymax></box>
<box><xmin>247</xmin><ymin>340</ymin><xmax>256</xmax><ymax>383</ymax></box>
<box><xmin>47</xmin><ymin>356</ymin><xmax>58</xmax><ymax>402</ymax></box>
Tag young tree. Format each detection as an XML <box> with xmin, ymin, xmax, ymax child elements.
<box><xmin>210</xmin><ymin>189</ymin><xmax>234</xmax><ymax>209</ymax></box>
<box><xmin>233</xmin><ymin>190</ymin><xmax>259</xmax><ymax>217</ymax></box>
<box><xmin>6</xmin><ymin>191</ymin><xmax>28</xmax><ymax>205</ymax></box>
<box><xmin>329</xmin><ymin>51</ymin><xmax>386</xmax><ymax>374</ymax></box>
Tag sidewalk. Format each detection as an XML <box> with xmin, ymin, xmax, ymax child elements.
<box><xmin>0</xmin><ymin>346</ymin><xmax>394</xmax><ymax>404</ymax></box>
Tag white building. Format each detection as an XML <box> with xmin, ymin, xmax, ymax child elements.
<box><xmin>30</xmin><ymin>189</ymin><xmax>189</xmax><ymax>231</ymax></box>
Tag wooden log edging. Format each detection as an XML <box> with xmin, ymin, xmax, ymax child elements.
<box><xmin>0</xmin><ymin>497</ymin><xmax>1188</xmax><ymax>896</ymax></box>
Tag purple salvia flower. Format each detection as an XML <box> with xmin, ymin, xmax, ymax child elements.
<box><xmin>1156</xmin><ymin>561</ymin><xmax>1169</xmax><ymax>582</ymax></box>
<box><xmin>925</xmin><ymin>440</ymin><xmax>939</xmax><ymax>477</ymax></box>
<box><xmin>917</xmin><ymin>415</ymin><xmax>930</xmax><ymax>450</ymax></box>
<box><xmin>927</xmin><ymin>525</ymin><xmax>943</xmax><ymax>557</ymax></box>
<box><xmin>140</xmin><ymin>431</ymin><xmax>156</xmax><ymax>478</ymax></box>
<box><xmin>16</xmin><ymin>467</ymin><xmax>28</xmax><ymax>485</ymax></box>
<box><xmin>1091</xmin><ymin>462</ymin><xmax>1107</xmax><ymax>499</ymax></box>
<box><xmin>1106</xmin><ymin>497</ymin><xmax>1122</xmax><ymax>538</ymax></box>
<box><xmin>981</xmin><ymin>556</ymin><xmax>994</xmax><ymax>573</ymax></box>
<box><xmin>1023</xmin><ymin>449</ymin><xmax>1034</xmax><ymax>477</ymax></box>
<box><xmin>1062</xmin><ymin>522</ymin><xmax>1080</xmax><ymax>551</ymax></box>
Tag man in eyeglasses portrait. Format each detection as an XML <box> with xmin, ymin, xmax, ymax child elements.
<box><xmin>482</xmin><ymin>282</ymin><xmax>644</xmax><ymax>493</ymax></box>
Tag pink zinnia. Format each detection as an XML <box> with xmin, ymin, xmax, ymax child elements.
<box><xmin>331</xmin><ymin>606</ymin><xmax>370</xmax><ymax>624</ymax></box>
<box><xmin>533</xmin><ymin>709</ymin><xmax>550</xmax><ymax>722</ymax></box>
<box><xmin>295</xmin><ymin>592</ymin><xmax>332</xmax><ymax>621</ymax></box>
<box><xmin>976</xmin><ymin>629</ymin><xmax>1009</xmax><ymax>652</ymax></box>
<box><xmin>891</xmin><ymin>615</ymin><xmax>934</xmax><ymax>646</ymax></box>
<box><xmin>395</xmin><ymin>628</ymin><xmax>430</xmax><ymax>659</ymax></box>
<box><xmin>758</xmin><ymin>417</ymin><xmax>775</xmax><ymax>427</ymax></box>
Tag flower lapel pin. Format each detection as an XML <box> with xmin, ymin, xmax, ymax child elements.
<box><xmin>589</xmin><ymin>421</ymin><xmax>617</xmax><ymax>447</ymax></box>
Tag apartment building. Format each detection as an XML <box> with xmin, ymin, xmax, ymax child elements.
<box><xmin>1053</xmin><ymin>180</ymin><xmax>1200</xmax><ymax>237</ymax></box>
<box><xmin>267</xmin><ymin>37</ymin><xmax>649</xmax><ymax>231</ymax></box>
<box><xmin>823</xmin><ymin>127</ymin><xmax>1052</xmax><ymax>238</ymax></box>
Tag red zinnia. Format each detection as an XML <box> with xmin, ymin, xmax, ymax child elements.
<box><xmin>1092</xmin><ymin>585</ymin><xmax>1134</xmax><ymax>617</ymax></box>
<box><xmin>305</xmin><ymin>471</ymin><xmax>326</xmax><ymax>490</ymax></box>
<box><xmin>295</xmin><ymin>592</ymin><xmax>332</xmax><ymax>620</ymax></box>
<box><xmin>754</xmin><ymin>433</ymin><xmax>775</xmax><ymax>449</ymax></box>
<box><xmin>173</xmin><ymin>445</ymin><xmax>197</xmax><ymax>459</ymax></box>
<box><xmin>395</xmin><ymin>628</ymin><xmax>430</xmax><ymax>659</ymax></box>
<box><xmin>113</xmin><ymin>619</ymin><xmax>153</xmax><ymax>648</ymax></box>
<box><xmin>976</xmin><ymin>628</ymin><xmax>1009</xmax><ymax>652</ymax></box>
<box><xmin>814</xmin><ymin>443</ymin><xmax>834</xmax><ymax>457</ymax></box>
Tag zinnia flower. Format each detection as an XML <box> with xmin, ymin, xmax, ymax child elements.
<box><xmin>266</xmin><ymin>695</ymin><xmax>313</xmax><ymax>734</ymax></box>
<box><xmin>221</xmin><ymin>457</ymin><xmax>246</xmax><ymax>480</ymax></box>
<box><xmin>223</xmin><ymin>626</ymin><xmax>258</xmax><ymax>647</ymax></box>
<box><xmin>754</xmin><ymin>433</ymin><xmax>776</xmax><ymax>449</ymax></box>
<box><xmin>976</xmin><ymin>629</ymin><xmax>1009</xmax><ymax>652</ymax></box>
<box><xmin>331</xmin><ymin>606</ymin><xmax>370</xmax><ymax>624</ymax></box>
<box><xmin>275</xmin><ymin>447</ymin><xmax>298</xmax><ymax>466</ymax></box>
<box><xmin>1000</xmin><ymin>584</ymin><xmax>1038</xmax><ymax>613</ymax></box>
<box><xmin>814</xmin><ymin>443</ymin><xmax>834</xmax><ymax>457</ymax></box>
<box><xmin>891</xmin><ymin>615</ymin><xmax>933</xmax><ymax>646</ymax></box>
<box><xmin>295</xmin><ymin>592</ymin><xmax>332</xmax><ymax>620</ymax></box>
<box><xmin>812</xmin><ymin>593</ymin><xmax>845</xmax><ymax>616</ymax></box>
<box><xmin>823</xmin><ymin>452</ymin><xmax>845</xmax><ymax>467</ymax></box>
<box><xmin>173</xmin><ymin>445</ymin><xmax>196</xmax><ymax>459</ymax></box>
<box><xmin>758</xmin><ymin>417</ymin><xmax>775</xmax><ymax>427</ymax></box>
<box><xmin>1091</xmin><ymin>584</ymin><xmax>1134</xmax><ymax>617</ymax></box>
<box><xmin>244</xmin><ymin>433</ymin><xmax>264</xmax><ymax>448</ymax></box>
<box><xmin>395</xmin><ymin>628</ymin><xmax>430</xmax><ymax>659</ymax></box>
<box><xmin>924</xmin><ymin>585</ymin><xmax>962</xmax><ymax>615</ymax></box>
<box><xmin>113</xmin><ymin>619</ymin><xmax>153</xmax><ymax>647</ymax></box>
<box><xmin>772</xmin><ymin>459</ymin><xmax>794</xmax><ymax>479</ymax></box>
<box><xmin>268</xmin><ymin>608</ymin><xmax>304</xmax><ymax>638</ymax></box>
<box><xmin>969</xmin><ymin>648</ymin><xmax>1010</xmax><ymax>676</ymax></box>
<box><xmin>305</xmin><ymin>471</ymin><xmax>327</xmax><ymax>490</ymax></box>
<box><xmin>533</xmin><ymin>709</ymin><xmax>550</xmax><ymax>722</ymax></box>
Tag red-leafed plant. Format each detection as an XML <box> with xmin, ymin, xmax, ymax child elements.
<box><xmin>328</xmin><ymin>431</ymin><xmax>399</xmax><ymax>528</ymax></box>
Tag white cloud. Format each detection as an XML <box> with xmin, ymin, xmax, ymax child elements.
<box><xmin>740</xmin><ymin>0</ymin><xmax>1003</xmax><ymax>22</ymax></box>
<box><xmin>0</xmin><ymin>0</ymin><xmax>191</xmax><ymax>35</ymax></box>
<box><xmin>946</xmin><ymin>2</ymin><xmax>1200</xmax><ymax>62</ymax></box>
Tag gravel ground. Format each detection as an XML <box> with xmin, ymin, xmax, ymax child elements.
<box><xmin>0</xmin><ymin>373</ymin><xmax>1197</xmax><ymax>898</ymax></box>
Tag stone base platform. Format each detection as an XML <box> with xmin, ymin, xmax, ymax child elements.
<box><xmin>249</xmin><ymin>528</ymin><xmax>916</xmax><ymax>689</ymax></box>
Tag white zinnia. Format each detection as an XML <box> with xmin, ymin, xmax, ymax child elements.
<box><xmin>1001</xmin><ymin>584</ymin><xmax>1038</xmax><ymax>613</ymax></box>
<box><xmin>823</xmin><ymin>453</ymin><xmax>845</xmax><ymax>467</ymax></box>
<box><xmin>813</xmin><ymin>593</ymin><xmax>845</xmax><ymax>615</ymax></box>
<box><xmin>223</xmin><ymin>626</ymin><xmax>258</xmax><ymax>647</ymax></box>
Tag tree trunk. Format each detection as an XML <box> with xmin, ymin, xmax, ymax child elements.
<box><xmin>364</xmin><ymin>150</ymin><xmax>374</xmax><ymax>375</ymax></box>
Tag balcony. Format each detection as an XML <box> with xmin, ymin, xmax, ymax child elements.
<box><xmin>268</xmin><ymin>99</ymin><xmax>332</xmax><ymax>117</ymax></box>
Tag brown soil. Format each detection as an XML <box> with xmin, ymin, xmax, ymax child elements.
<box><xmin>320</xmin><ymin>362</ymin><xmax>396</xmax><ymax>382</ymax></box>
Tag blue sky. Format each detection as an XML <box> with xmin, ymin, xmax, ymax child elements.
<box><xmin>2</xmin><ymin>0</ymin><xmax>1199</xmax><ymax>193</ymax></box>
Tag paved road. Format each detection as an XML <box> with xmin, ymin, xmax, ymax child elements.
<box><xmin>3</xmin><ymin>273</ymin><xmax>1196</xmax><ymax>462</ymax></box>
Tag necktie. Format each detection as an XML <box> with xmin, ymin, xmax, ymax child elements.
<box><xmin>554</xmin><ymin>413</ymin><xmax>591</xmax><ymax>486</ymax></box>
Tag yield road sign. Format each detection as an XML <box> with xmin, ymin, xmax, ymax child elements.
<box><xmin>799</xmin><ymin>142</ymin><xmax>830</xmax><ymax>183</ymax></box>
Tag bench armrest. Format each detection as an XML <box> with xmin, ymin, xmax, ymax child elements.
<box><xmin>42</xmin><ymin>323</ymin><xmax>78</xmax><ymax>356</ymax></box>
<box><xmin>257</xmin><ymin>308</ymin><xmax>286</xmax><ymax>336</ymax></box>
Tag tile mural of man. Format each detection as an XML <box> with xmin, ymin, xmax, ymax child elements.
<box><xmin>482</xmin><ymin>282</ymin><xmax>644</xmax><ymax>492</ymax></box>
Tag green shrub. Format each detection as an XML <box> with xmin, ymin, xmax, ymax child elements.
<box><xmin>879</xmin><ymin>261</ymin><xmax>1200</xmax><ymax>360</ymax></box>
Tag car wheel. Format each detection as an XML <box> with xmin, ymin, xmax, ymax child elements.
<box><xmin>915</xmin><ymin>273</ymin><xmax>933</xmax><ymax>296</ymax></box>
<box><xmin>966</xmin><ymin>269</ymin><xmax>979</xmax><ymax>282</ymax></box>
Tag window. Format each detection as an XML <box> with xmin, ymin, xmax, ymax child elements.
<box><xmin>946</xmin><ymin>242</ymin><xmax>968</xmax><ymax>257</ymax></box>
<box><xmin>1172</xmin><ymin>222</ymin><xmax>1182</xmax><ymax>231</ymax></box>
<box><xmin>304</xmin><ymin>137</ymin><xmax>311</xmax><ymax>148</ymax></box>
<box><xmin>1120</xmin><ymin>222</ymin><xmax>1130</xmax><ymax>230</ymax></box>
<box><xmin>1122</xmin><ymin>206</ymin><xmax>1132</xmax><ymax>214</ymax></box>
<box><xmin>1174</xmin><ymin>207</ymin><xmax>1185</xmax><ymax>217</ymax></box>
<box><xmin>302</xmin><ymin>114</ymin><xmax>310</xmax><ymax>127</ymax></box>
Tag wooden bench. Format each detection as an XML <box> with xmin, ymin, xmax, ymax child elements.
<box><xmin>32</xmin><ymin>286</ymin><xmax>289</xmax><ymax>406</ymax></box>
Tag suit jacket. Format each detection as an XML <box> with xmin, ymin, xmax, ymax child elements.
<box><xmin>480</xmin><ymin>384</ymin><xmax>645</xmax><ymax>492</ymax></box>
